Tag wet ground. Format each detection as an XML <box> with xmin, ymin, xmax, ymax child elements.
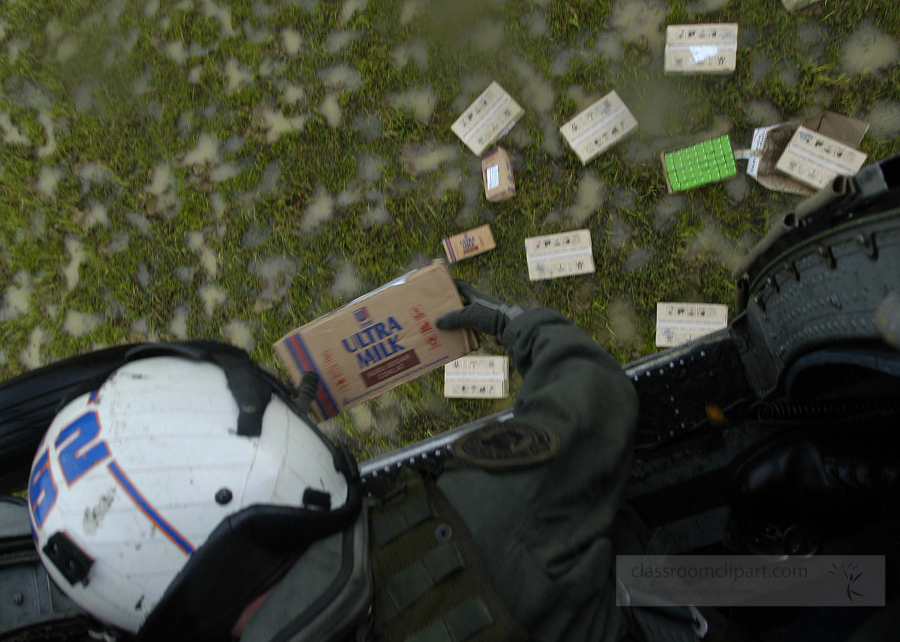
<box><xmin>1</xmin><ymin>0</ymin><xmax>899</xmax><ymax>455</ymax></box>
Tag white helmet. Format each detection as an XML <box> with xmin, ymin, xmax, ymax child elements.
<box><xmin>26</xmin><ymin>344</ymin><xmax>361</xmax><ymax>640</ymax></box>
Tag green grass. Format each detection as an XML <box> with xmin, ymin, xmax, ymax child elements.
<box><xmin>2</xmin><ymin>0</ymin><xmax>899</xmax><ymax>460</ymax></box>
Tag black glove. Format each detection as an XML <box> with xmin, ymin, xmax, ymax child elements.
<box><xmin>436</xmin><ymin>279</ymin><xmax>525</xmax><ymax>340</ymax></box>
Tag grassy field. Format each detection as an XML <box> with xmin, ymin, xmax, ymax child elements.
<box><xmin>1</xmin><ymin>0</ymin><xmax>899</xmax><ymax>460</ymax></box>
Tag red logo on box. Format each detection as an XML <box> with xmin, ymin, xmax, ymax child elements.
<box><xmin>425</xmin><ymin>335</ymin><xmax>440</xmax><ymax>349</ymax></box>
<box><xmin>418</xmin><ymin>319</ymin><xmax>433</xmax><ymax>333</ymax></box>
<box><xmin>410</xmin><ymin>306</ymin><xmax>426</xmax><ymax>320</ymax></box>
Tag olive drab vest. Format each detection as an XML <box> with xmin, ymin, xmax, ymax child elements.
<box><xmin>368</xmin><ymin>469</ymin><xmax>527</xmax><ymax>642</ymax></box>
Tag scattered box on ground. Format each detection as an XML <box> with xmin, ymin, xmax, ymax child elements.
<box><xmin>525</xmin><ymin>230</ymin><xmax>595</xmax><ymax>281</ymax></box>
<box><xmin>481</xmin><ymin>147</ymin><xmax>516</xmax><ymax>202</ymax></box>
<box><xmin>451</xmin><ymin>82</ymin><xmax>525</xmax><ymax>157</ymax></box>
<box><xmin>662</xmin><ymin>135</ymin><xmax>737</xmax><ymax>193</ymax></box>
<box><xmin>443</xmin><ymin>224</ymin><xmax>496</xmax><ymax>263</ymax></box>
<box><xmin>444</xmin><ymin>356</ymin><xmax>509</xmax><ymax>399</ymax></box>
<box><xmin>275</xmin><ymin>260</ymin><xmax>478</xmax><ymax>420</ymax></box>
<box><xmin>656</xmin><ymin>302</ymin><xmax>729</xmax><ymax>348</ymax></box>
<box><xmin>781</xmin><ymin>0</ymin><xmax>822</xmax><ymax>10</ymax></box>
<box><xmin>560</xmin><ymin>90</ymin><xmax>638</xmax><ymax>165</ymax></box>
<box><xmin>775</xmin><ymin>126</ymin><xmax>868</xmax><ymax>191</ymax></box>
<box><xmin>665</xmin><ymin>23</ymin><xmax>738</xmax><ymax>75</ymax></box>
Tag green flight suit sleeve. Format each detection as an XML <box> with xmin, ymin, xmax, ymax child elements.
<box><xmin>437</xmin><ymin>308</ymin><xmax>639</xmax><ymax>642</ymax></box>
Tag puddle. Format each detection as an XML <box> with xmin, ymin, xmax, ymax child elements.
<box><xmin>362</xmin><ymin>193</ymin><xmax>391</xmax><ymax>227</ymax></box>
<box><xmin>654</xmin><ymin>194</ymin><xmax>686</xmax><ymax>229</ymax></box>
<box><xmin>509</xmin><ymin>56</ymin><xmax>554</xmax><ymax>113</ymax></box>
<box><xmin>609</xmin><ymin>0</ymin><xmax>669</xmax><ymax>52</ymax></box>
<box><xmin>136</xmin><ymin>262</ymin><xmax>150</xmax><ymax>289</ymax></box>
<box><xmin>320</xmin><ymin>93</ymin><xmax>342</xmax><ymax>127</ymax></box>
<box><xmin>550</xmin><ymin>51</ymin><xmax>572</xmax><ymax>76</ymax></box>
<box><xmin>300</xmin><ymin>188</ymin><xmax>335</xmax><ymax>233</ymax></box>
<box><xmin>341</xmin><ymin>0</ymin><xmax>368</xmax><ymax>23</ymax></box>
<box><xmin>79</xmin><ymin>163</ymin><xmax>112</xmax><ymax>194</ymax></box>
<box><xmin>686</xmin><ymin>0</ymin><xmax>729</xmax><ymax>11</ymax></box>
<box><xmin>7</xmin><ymin>38</ymin><xmax>28</xmax><ymax>63</ymax></box>
<box><xmin>74</xmin><ymin>82</ymin><xmax>98</xmax><ymax>112</ymax></box>
<box><xmin>282</xmin><ymin>28</ymin><xmax>303</xmax><ymax>55</ymax></box>
<box><xmin>0</xmin><ymin>272</ymin><xmax>32</xmax><ymax>321</ymax></box>
<box><xmin>146</xmin><ymin>163</ymin><xmax>181</xmax><ymax>216</ymax></box>
<box><xmin>348</xmin><ymin>405</ymin><xmax>376</xmax><ymax>435</ymax></box>
<box><xmin>175</xmin><ymin>266</ymin><xmax>197</xmax><ymax>282</ymax></box>
<box><xmin>567</xmin><ymin>85</ymin><xmax>602</xmax><ymax>113</ymax></box>
<box><xmin>145</xmin><ymin>0</ymin><xmax>159</xmax><ymax>16</ymax></box>
<box><xmin>105</xmin><ymin>231</ymin><xmax>129</xmax><ymax>255</ymax></box>
<box><xmin>607</xmin><ymin>298</ymin><xmax>640</xmax><ymax>348</ymax></box>
<box><xmin>165</xmin><ymin>41</ymin><xmax>187</xmax><ymax>64</ymax></box>
<box><xmin>56</xmin><ymin>35</ymin><xmax>80</xmax><ymax>63</ymax></box>
<box><xmin>209</xmin><ymin>163</ymin><xmax>241</xmax><ymax>183</ymax></box>
<box><xmin>36</xmin><ymin>166</ymin><xmax>63</xmax><ymax>198</ymax></box>
<box><xmin>0</xmin><ymin>112</ymin><xmax>29</xmax><ymax>145</ymax></box>
<box><xmin>777</xmin><ymin>62</ymin><xmax>798</xmax><ymax>87</ymax></box>
<box><xmin>199</xmin><ymin>284</ymin><xmax>228</xmax><ymax>318</ymax></box>
<box><xmin>0</xmin><ymin>350</ymin><xmax>5</xmax><ymax>366</ymax></box>
<box><xmin>252</xmin><ymin>256</ymin><xmax>298</xmax><ymax>301</ymax></box>
<box><xmin>258</xmin><ymin>58</ymin><xmax>285</xmax><ymax>77</ymax></box>
<box><xmin>726</xmin><ymin>175</ymin><xmax>750</xmax><ymax>202</ymax></box>
<box><xmin>325</xmin><ymin>30</ymin><xmax>360</xmax><ymax>54</ymax></box>
<box><xmin>797</xmin><ymin>23</ymin><xmax>827</xmax><ymax>62</ymax></box>
<box><xmin>224</xmin><ymin>320</ymin><xmax>256</xmax><ymax>352</ymax></box>
<box><xmin>394</xmin><ymin>38</ymin><xmax>428</xmax><ymax>70</ymax></box>
<box><xmin>63</xmin><ymin>237</ymin><xmax>85</xmax><ymax>292</ymax></box>
<box><xmin>609</xmin><ymin>217</ymin><xmax>632</xmax><ymax>247</ymax></box>
<box><xmin>200</xmin><ymin>0</ymin><xmax>238</xmax><ymax>37</ymax></box>
<box><xmin>751</xmin><ymin>53</ymin><xmax>770</xmax><ymax>83</ymax></box>
<box><xmin>596</xmin><ymin>32</ymin><xmax>624</xmax><ymax>62</ymax></box>
<box><xmin>211</xmin><ymin>191</ymin><xmax>226</xmax><ymax>217</ymax></box>
<box><xmin>261</xmin><ymin>107</ymin><xmax>307</xmax><ymax>141</ymax></box>
<box><xmin>864</xmin><ymin>101</ymin><xmax>900</xmax><ymax>139</ymax></box>
<box><xmin>32</xmin><ymin>213</ymin><xmax>45</xmax><ymax>237</ymax></box>
<box><xmin>743</xmin><ymin>100</ymin><xmax>781</xmax><ymax>126</ymax></box>
<box><xmin>187</xmin><ymin>231</ymin><xmax>219</xmax><ymax>278</ymax></box>
<box><xmin>225</xmin><ymin>58</ymin><xmax>252</xmax><ymax>94</ymax></box>
<box><xmin>169</xmin><ymin>305</ymin><xmax>189</xmax><ymax>339</ymax></box>
<box><xmin>19</xmin><ymin>327</ymin><xmax>49</xmax><ymax>370</ymax></box>
<box><xmin>525</xmin><ymin>12</ymin><xmax>547</xmax><ymax>38</ymax></box>
<box><xmin>130</xmin><ymin>318</ymin><xmax>159</xmax><ymax>342</ymax></box>
<box><xmin>609</xmin><ymin>186</ymin><xmax>636</xmax><ymax>210</ymax></box>
<box><xmin>126</xmin><ymin>211</ymin><xmax>152</xmax><ymax>238</ymax></box>
<box><xmin>687</xmin><ymin>220</ymin><xmax>746</xmax><ymax>273</ymax></box>
<box><xmin>567</xmin><ymin>172</ymin><xmax>605</xmax><ymax>225</ymax></box>
<box><xmin>337</xmin><ymin>188</ymin><xmax>362</xmax><ymax>207</ymax></box>
<box><xmin>241</xmin><ymin>161</ymin><xmax>282</xmax><ymax>204</ymax></box>
<box><xmin>243</xmin><ymin>21</ymin><xmax>271</xmax><ymax>44</ymax></box>
<box><xmin>841</xmin><ymin>21</ymin><xmax>899</xmax><ymax>75</ymax></box>
<box><xmin>184</xmin><ymin>133</ymin><xmax>221</xmax><ymax>165</ymax></box>
<box><xmin>540</xmin><ymin>117</ymin><xmax>564</xmax><ymax>157</ymax></box>
<box><xmin>400</xmin><ymin>0</ymin><xmax>424</xmax><ymax>25</ymax></box>
<box><xmin>469</xmin><ymin>20</ymin><xmax>504</xmax><ymax>51</ymax></box>
<box><xmin>358</xmin><ymin>155</ymin><xmax>384</xmax><ymax>184</ymax></box>
<box><xmin>281</xmin><ymin>82</ymin><xmax>306</xmax><ymax>105</ymax></box>
<box><xmin>188</xmin><ymin>66</ymin><xmax>202</xmax><ymax>83</ymax></box>
<box><xmin>625</xmin><ymin>247</ymin><xmax>653</xmax><ymax>273</ymax></box>
<box><xmin>402</xmin><ymin>143</ymin><xmax>459</xmax><ymax>174</ymax></box>
<box><xmin>178</xmin><ymin>111</ymin><xmax>194</xmax><ymax>137</ymax></box>
<box><xmin>224</xmin><ymin>136</ymin><xmax>244</xmax><ymax>154</ymax></box>
<box><xmin>63</xmin><ymin>311</ymin><xmax>103</xmax><ymax>337</ymax></box>
<box><xmin>37</xmin><ymin>112</ymin><xmax>56</xmax><ymax>157</ymax></box>
<box><xmin>331</xmin><ymin>262</ymin><xmax>364</xmax><ymax>299</ymax></box>
<box><xmin>434</xmin><ymin>168</ymin><xmax>463</xmax><ymax>200</ymax></box>
<box><xmin>450</xmin><ymin>72</ymin><xmax>492</xmax><ymax>112</ymax></box>
<box><xmin>507</xmin><ymin>127</ymin><xmax>534</xmax><ymax>148</ymax></box>
<box><xmin>318</xmin><ymin>64</ymin><xmax>363</xmax><ymax>92</ymax></box>
<box><xmin>388</xmin><ymin>87</ymin><xmax>437</xmax><ymax>123</ymax></box>
<box><xmin>132</xmin><ymin>69</ymin><xmax>153</xmax><ymax>97</ymax></box>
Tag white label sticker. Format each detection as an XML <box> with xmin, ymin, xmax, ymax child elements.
<box><xmin>655</xmin><ymin>302</ymin><xmax>728</xmax><ymax>347</ymax></box>
<box><xmin>775</xmin><ymin>126</ymin><xmax>868</xmax><ymax>190</ymax></box>
<box><xmin>451</xmin><ymin>82</ymin><xmax>525</xmax><ymax>157</ymax></box>
<box><xmin>486</xmin><ymin>164</ymin><xmax>499</xmax><ymax>190</ymax></box>
<box><xmin>524</xmin><ymin>230</ymin><xmax>595</xmax><ymax>281</ymax></box>
<box><xmin>444</xmin><ymin>356</ymin><xmax>509</xmax><ymax>398</ymax></box>
<box><xmin>559</xmin><ymin>91</ymin><xmax>638</xmax><ymax>165</ymax></box>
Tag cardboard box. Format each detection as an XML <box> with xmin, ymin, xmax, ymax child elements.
<box><xmin>665</xmin><ymin>24</ymin><xmax>738</xmax><ymax>75</ymax></box>
<box><xmin>481</xmin><ymin>147</ymin><xmax>516</xmax><ymax>202</ymax></box>
<box><xmin>775</xmin><ymin>126</ymin><xmax>868</xmax><ymax>191</ymax></box>
<box><xmin>656</xmin><ymin>302</ymin><xmax>728</xmax><ymax>348</ymax></box>
<box><xmin>560</xmin><ymin>90</ymin><xmax>638</xmax><ymax>165</ymax></box>
<box><xmin>443</xmin><ymin>224</ymin><xmax>496</xmax><ymax>263</ymax></box>
<box><xmin>525</xmin><ymin>230</ymin><xmax>595</xmax><ymax>281</ymax></box>
<box><xmin>275</xmin><ymin>260</ymin><xmax>478</xmax><ymax>420</ymax></box>
<box><xmin>451</xmin><ymin>82</ymin><xmax>525</xmax><ymax>157</ymax></box>
<box><xmin>444</xmin><ymin>356</ymin><xmax>509</xmax><ymax>399</ymax></box>
<box><xmin>781</xmin><ymin>0</ymin><xmax>822</xmax><ymax>10</ymax></box>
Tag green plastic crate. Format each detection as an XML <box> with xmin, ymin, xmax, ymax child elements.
<box><xmin>663</xmin><ymin>135</ymin><xmax>737</xmax><ymax>192</ymax></box>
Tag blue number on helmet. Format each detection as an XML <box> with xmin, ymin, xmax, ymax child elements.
<box><xmin>55</xmin><ymin>411</ymin><xmax>111</xmax><ymax>485</ymax></box>
<box><xmin>29</xmin><ymin>450</ymin><xmax>58</xmax><ymax>528</ymax></box>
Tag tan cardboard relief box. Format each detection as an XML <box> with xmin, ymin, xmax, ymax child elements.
<box><xmin>665</xmin><ymin>23</ymin><xmax>738</xmax><ymax>75</ymax></box>
<box><xmin>275</xmin><ymin>260</ymin><xmax>478</xmax><ymax>421</ymax></box>
<box><xmin>481</xmin><ymin>147</ymin><xmax>516</xmax><ymax>202</ymax></box>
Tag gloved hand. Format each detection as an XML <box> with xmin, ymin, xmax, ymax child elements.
<box><xmin>436</xmin><ymin>279</ymin><xmax>525</xmax><ymax>340</ymax></box>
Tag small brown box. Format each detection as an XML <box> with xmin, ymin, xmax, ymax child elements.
<box><xmin>481</xmin><ymin>147</ymin><xmax>516</xmax><ymax>203</ymax></box>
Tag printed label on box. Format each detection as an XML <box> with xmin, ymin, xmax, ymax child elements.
<box><xmin>443</xmin><ymin>224</ymin><xmax>496</xmax><ymax>263</ymax></box>
<box><xmin>746</xmin><ymin>124</ymin><xmax>779</xmax><ymax>178</ymax></box>
<box><xmin>486</xmin><ymin>164</ymin><xmax>499</xmax><ymax>190</ymax></box>
<box><xmin>775</xmin><ymin>126</ymin><xmax>868</xmax><ymax>190</ymax></box>
<box><xmin>560</xmin><ymin>91</ymin><xmax>638</xmax><ymax>165</ymax></box>
<box><xmin>665</xmin><ymin>24</ymin><xmax>738</xmax><ymax>74</ymax></box>
<box><xmin>525</xmin><ymin>230</ymin><xmax>595</xmax><ymax>281</ymax></box>
<box><xmin>452</xmin><ymin>82</ymin><xmax>525</xmax><ymax>156</ymax></box>
<box><xmin>444</xmin><ymin>356</ymin><xmax>509</xmax><ymax>399</ymax></box>
<box><xmin>655</xmin><ymin>302</ymin><xmax>729</xmax><ymax>347</ymax></box>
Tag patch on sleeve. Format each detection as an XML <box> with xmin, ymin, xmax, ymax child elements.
<box><xmin>451</xmin><ymin>420</ymin><xmax>559</xmax><ymax>470</ymax></box>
